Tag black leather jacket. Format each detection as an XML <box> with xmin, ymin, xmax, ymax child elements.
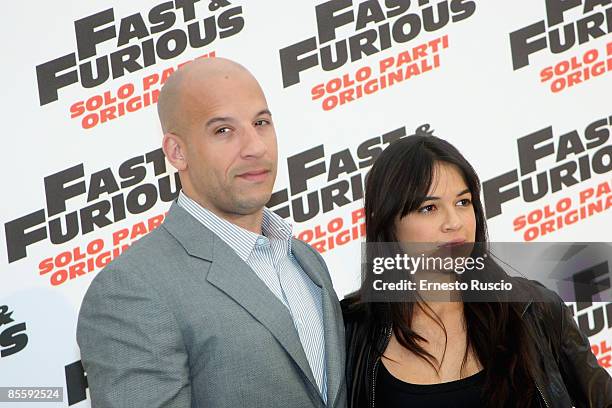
<box><xmin>342</xmin><ymin>279</ymin><xmax>612</xmax><ymax>408</ymax></box>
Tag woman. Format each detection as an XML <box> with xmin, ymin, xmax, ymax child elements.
<box><xmin>342</xmin><ymin>125</ymin><xmax>612</xmax><ymax>408</ymax></box>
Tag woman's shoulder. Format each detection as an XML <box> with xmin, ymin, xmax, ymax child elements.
<box><xmin>341</xmin><ymin>291</ymin><xmax>380</xmax><ymax>346</ymax></box>
<box><xmin>511</xmin><ymin>277</ymin><xmax>566</xmax><ymax>340</ymax></box>
<box><xmin>341</xmin><ymin>291</ymin><xmax>366</xmax><ymax>322</ymax></box>
<box><xmin>511</xmin><ymin>276</ymin><xmax>564</xmax><ymax>305</ymax></box>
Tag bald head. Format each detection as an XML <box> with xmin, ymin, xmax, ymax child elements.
<box><xmin>157</xmin><ymin>58</ymin><xmax>260</xmax><ymax>136</ymax></box>
<box><xmin>159</xmin><ymin>57</ymin><xmax>277</xmax><ymax>228</ymax></box>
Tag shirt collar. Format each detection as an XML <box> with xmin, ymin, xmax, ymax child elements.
<box><xmin>177</xmin><ymin>191</ymin><xmax>294</xmax><ymax>262</ymax></box>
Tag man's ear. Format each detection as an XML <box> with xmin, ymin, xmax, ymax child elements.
<box><xmin>162</xmin><ymin>133</ymin><xmax>187</xmax><ymax>171</ymax></box>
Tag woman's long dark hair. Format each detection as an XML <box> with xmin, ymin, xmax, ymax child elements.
<box><xmin>358</xmin><ymin>125</ymin><xmax>541</xmax><ymax>407</ymax></box>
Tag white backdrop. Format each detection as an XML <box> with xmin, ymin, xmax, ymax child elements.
<box><xmin>2</xmin><ymin>1</ymin><xmax>611</xmax><ymax>406</ymax></box>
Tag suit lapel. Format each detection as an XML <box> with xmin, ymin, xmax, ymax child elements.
<box><xmin>293</xmin><ymin>241</ymin><xmax>345</xmax><ymax>408</ymax></box>
<box><xmin>205</xmin><ymin>238</ymin><xmax>320</xmax><ymax>390</ymax></box>
<box><xmin>162</xmin><ymin>203</ymin><xmax>321</xmax><ymax>400</ymax></box>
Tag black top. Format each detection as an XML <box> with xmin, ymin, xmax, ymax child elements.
<box><xmin>376</xmin><ymin>362</ymin><xmax>485</xmax><ymax>408</ymax></box>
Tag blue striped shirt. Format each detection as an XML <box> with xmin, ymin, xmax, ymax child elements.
<box><xmin>177</xmin><ymin>191</ymin><xmax>328</xmax><ymax>402</ymax></box>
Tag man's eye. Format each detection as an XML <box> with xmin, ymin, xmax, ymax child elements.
<box><xmin>254</xmin><ymin>119</ymin><xmax>269</xmax><ymax>126</ymax></box>
<box><xmin>215</xmin><ymin>127</ymin><xmax>231</xmax><ymax>134</ymax></box>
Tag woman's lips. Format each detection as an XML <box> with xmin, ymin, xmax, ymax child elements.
<box><xmin>439</xmin><ymin>239</ymin><xmax>466</xmax><ymax>248</ymax></box>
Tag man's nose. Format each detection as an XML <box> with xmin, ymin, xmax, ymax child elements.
<box><xmin>240</xmin><ymin>124</ymin><xmax>267</xmax><ymax>158</ymax></box>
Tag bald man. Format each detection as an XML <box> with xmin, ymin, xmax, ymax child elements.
<box><xmin>77</xmin><ymin>59</ymin><xmax>347</xmax><ymax>408</ymax></box>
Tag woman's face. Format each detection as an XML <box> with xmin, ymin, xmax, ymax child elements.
<box><xmin>395</xmin><ymin>162</ymin><xmax>476</xmax><ymax>245</ymax></box>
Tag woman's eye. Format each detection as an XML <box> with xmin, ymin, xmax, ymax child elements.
<box><xmin>457</xmin><ymin>198</ymin><xmax>472</xmax><ymax>206</ymax></box>
<box><xmin>418</xmin><ymin>204</ymin><xmax>436</xmax><ymax>214</ymax></box>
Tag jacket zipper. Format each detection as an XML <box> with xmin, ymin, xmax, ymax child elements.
<box><xmin>370</xmin><ymin>356</ymin><xmax>380</xmax><ymax>408</ymax></box>
<box><xmin>371</xmin><ymin>326</ymin><xmax>393</xmax><ymax>408</ymax></box>
<box><xmin>525</xmin><ymin>301</ymin><xmax>550</xmax><ymax>408</ymax></box>
<box><xmin>535</xmin><ymin>382</ymin><xmax>550</xmax><ymax>408</ymax></box>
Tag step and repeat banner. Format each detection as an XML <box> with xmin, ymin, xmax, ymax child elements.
<box><xmin>2</xmin><ymin>0</ymin><xmax>611</xmax><ymax>406</ymax></box>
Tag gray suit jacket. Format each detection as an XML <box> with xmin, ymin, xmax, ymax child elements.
<box><xmin>77</xmin><ymin>203</ymin><xmax>347</xmax><ymax>408</ymax></box>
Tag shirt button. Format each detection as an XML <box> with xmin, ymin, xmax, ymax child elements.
<box><xmin>256</xmin><ymin>236</ymin><xmax>269</xmax><ymax>247</ymax></box>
